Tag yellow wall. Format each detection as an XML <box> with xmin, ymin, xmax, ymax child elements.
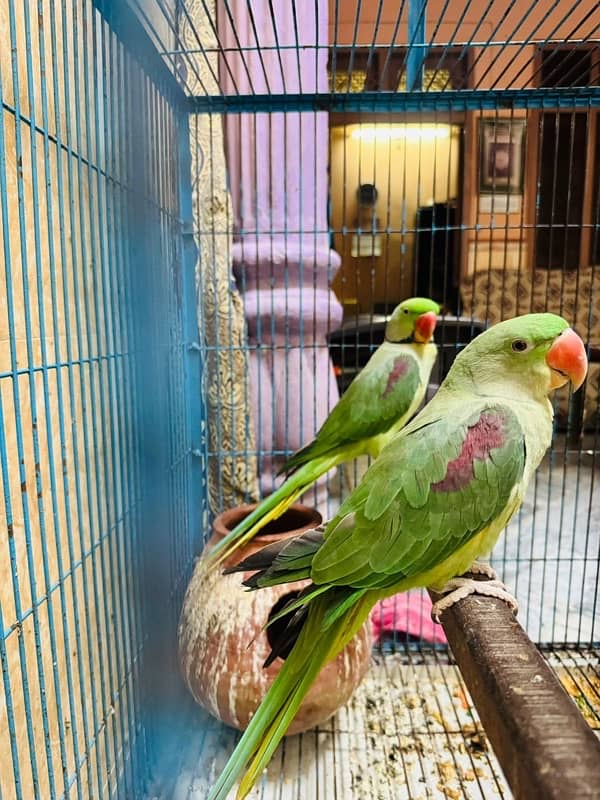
<box><xmin>330</xmin><ymin>123</ymin><xmax>461</xmax><ymax>312</ymax></box>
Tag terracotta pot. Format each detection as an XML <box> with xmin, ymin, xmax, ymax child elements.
<box><xmin>178</xmin><ymin>503</ymin><xmax>372</xmax><ymax>734</ymax></box>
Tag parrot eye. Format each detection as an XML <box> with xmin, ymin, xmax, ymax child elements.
<box><xmin>403</xmin><ymin>309</ymin><xmax>409</xmax><ymax>314</ymax></box>
<box><xmin>511</xmin><ymin>339</ymin><xmax>529</xmax><ymax>353</ymax></box>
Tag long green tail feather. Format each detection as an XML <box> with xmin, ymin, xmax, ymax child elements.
<box><xmin>200</xmin><ymin>453</ymin><xmax>341</xmax><ymax>575</ymax></box>
<box><xmin>277</xmin><ymin>437</ymin><xmax>330</xmax><ymax>475</ymax></box>
<box><xmin>206</xmin><ymin>594</ymin><xmax>373</xmax><ymax>800</ymax></box>
<box><xmin>235</xmin><ymin>647</ymin><xmax>329</xmax><ymax>798</ymax></box>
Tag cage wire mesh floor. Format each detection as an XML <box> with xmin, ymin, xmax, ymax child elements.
<box><xmin>151</xmin><ymin>646</ymin><xmax>600</xmax><ymax>800</ymax></box>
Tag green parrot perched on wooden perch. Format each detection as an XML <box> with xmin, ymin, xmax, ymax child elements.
<box><xmin>201</xmin><ymin>296</ymin><xmax>440</xmax><ymax>575</ymax></box>
<box><xmin>207</xmin><ymin>313</ymin><xmax>588</xmax><ymax>800</ymax></box>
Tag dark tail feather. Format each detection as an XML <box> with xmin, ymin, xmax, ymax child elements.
<box><xmin>239</xmin><ymin>571</ymin><xmax>265</xmax><ymax>589</ymax></box>
<box><xmin>225</xmin><ymin>529</ymin><xmax>328</xmax><ymax>665</ymax></box>
<box><xmin>263</xmin><ymin>604</ymin><xmax>309</xmax><ymax>667</ymax></box>
<box><xmin>225</xmin><ymin>526</ymin><xmax>326</xmax><ymax>590</ymax></box>
<box><xmin>264</xmin><ymin>583</ymin><xmax>368</xmax><ymax>667</ymax></box>
<box><xmin>222</xmin><ymin>538</ymin><xmax>289</xmax><ymax>575</ymax></box>
<box><xmin>262</xmin><ymin>581</ymin><xmax>327</xmax><ymax>665</ymax></box>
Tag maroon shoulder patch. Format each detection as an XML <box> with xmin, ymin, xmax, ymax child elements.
<box><xmin>431</xmin><ymin>412</ymin><xmax>506</xmax><ymax>493</ymax></box>
<box><xmin>382</xmin><ymin>356</ymin><xmax>410</xmax><ymax>398</ymax></box>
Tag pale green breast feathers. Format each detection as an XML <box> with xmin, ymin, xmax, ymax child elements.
<box><xmin>311</xmin><ymin>400</ymin><xmax>546</xmax><ymax>593</ymax></box>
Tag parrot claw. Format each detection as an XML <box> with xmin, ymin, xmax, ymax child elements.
<box><xmin>464</xmin><ymin>561</ymin><xmax>499</xmax><ymax>581</ymax></box>
<box><xmin>431</xmin><ymin>577</ymin><xmax>519</xmax><ymax>622</ymax></box>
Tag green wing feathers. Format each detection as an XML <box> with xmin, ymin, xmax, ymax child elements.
<box><xmin>311</xmin><ymin>404</ymin><xmax>526</xmax><ymax>589</ymax></box>
<box><xmin>280</xmin><ymin>349</ymin><xmax>422</xmax><ymax>474</ymax></box>
<box><xmin>204</xmin><ymin>348</ymin><xmax>427</xmax><ymax>575</ymax></box>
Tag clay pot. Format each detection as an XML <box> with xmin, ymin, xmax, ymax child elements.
<box><xmin>178</xmin><ymin>503</ymin><xmax>372</xmax><ymax>734</ymax></box>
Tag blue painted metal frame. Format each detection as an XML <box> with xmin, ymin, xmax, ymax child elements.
<box><xmin>189</xmin><ymin>86</ymin><xmax>600</xmax><ymax>113</ymax></box>
<box><xmin>0</xmin><ymin>0</ymin><xmax>205</xmax><ymax>795</ymax></box>
<box><xmin>93</xmin><ymin>0</ymin><xmax>188</xmax><ymax>109</ymax></box>
<box><xmin>120</xmin><ymin>72</ymin><xmax>205</xmax><ymax>799</ymax></box>
<box><xmin>406</xmin><ymin>0</ymin><xmax>428</xmax><ymax>91</ymax></box>
<box><xmin>93</xmin><ymin>3</ymin><xmax>206</xmax><ymax>790</ymax></box>
<box><xmin>177</xmin><ymin>116</ymin><xmax>205</xmax><ymax>560</ymax></box>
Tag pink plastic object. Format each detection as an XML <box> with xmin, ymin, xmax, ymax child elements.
<box><xmin>371</xmin><ymin>592</ymin><xmax>448</xmax><ymax>645</ymax></box>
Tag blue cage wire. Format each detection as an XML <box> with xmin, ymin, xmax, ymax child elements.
<box><xmin>0</xmin><ymin>0</ymin><xmax>599</xmax><ymax>798</ymax></box>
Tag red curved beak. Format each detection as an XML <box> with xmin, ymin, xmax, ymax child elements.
<box><xmin>545</xmin><ymin>328</ymin><xmax>588</xmax><ymax>391</ymax></box>
<box><xmin>414</xmin><ymin>311</ymin><xmax>438</xmax><ymax>344</ymax></box>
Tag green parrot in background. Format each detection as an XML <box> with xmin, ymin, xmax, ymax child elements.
<box><xmin>207</xmin><ymin>313</ymin><xmax>588</xmax><ymax>800</ymax></box>
<box><xmin>201</xmin><ymin>296</ymin><xmax>440</xmax><ymax>574</ymax></box>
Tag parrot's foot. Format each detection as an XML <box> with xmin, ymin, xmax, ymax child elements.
<box><xmin>464</xmin><ymin>561</ymin><xmax>499</xmax><ymax>581</ymax></box>
<box><xmin>431</xmin><ymin>577</ymin><xmax>519</xmax><ymax>622</ymax></box>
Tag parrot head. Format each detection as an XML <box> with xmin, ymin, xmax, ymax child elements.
<box><xmin>448</xmin><ymin>313</ymin><xmax>588</xmax><ymax>398</ymax></box>
<box><xmin>385</xmin><ymin>297</ymin><xmax>441</xmax><ymax>344</ymax></box>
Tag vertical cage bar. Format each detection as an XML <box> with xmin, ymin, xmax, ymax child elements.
<box><xmin>407</xmin><ymin>0</ymin><xmax>427</xmax><ymax>91</ymax></box>
<box><xmin>177</xmin><ymin>115</ymin><xmax>204</xmax><ymax>557</ymax></box>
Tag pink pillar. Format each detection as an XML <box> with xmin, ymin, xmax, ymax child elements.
<box><xmin>220</xmin><ymin>1</ymin><xmax>342</xmax><ymax>508</ymax></box>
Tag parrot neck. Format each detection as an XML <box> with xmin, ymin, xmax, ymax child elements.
<box><xmin>441</xmin><ymin>359</ymin><xmax>552</xmax><ymax>406</ymax></box>
<box><xmin>384</xmin><ymin>334</ymin><xmax>414</xmax><ymax>345</ymax></box>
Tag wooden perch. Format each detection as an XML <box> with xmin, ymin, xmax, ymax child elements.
<box><xmin>429</xmin><ymin>589</ymin><xmax>600</xmax><ymax>800</ymax></box>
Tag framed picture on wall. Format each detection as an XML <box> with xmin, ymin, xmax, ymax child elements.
<box><xmin>479</xmin><ymin>119</ymin><xmax>526</xmax><ymax>194</ymax></box>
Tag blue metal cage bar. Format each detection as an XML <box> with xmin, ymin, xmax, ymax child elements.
<box><xmin>0</xmin><ymin>0</ymin><xmax>203</xmax><ymax>796</ymax></box>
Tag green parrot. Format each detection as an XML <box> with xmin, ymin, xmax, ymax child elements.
<box><xmin>207</xmin><ymin>313</ymin><xmax>587</xmax><ymax>800</ymax></box>
<box><xmin>201</xmin><ymin>297</ymin><xmax>440</xmax><ymax>574</ymax></box>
